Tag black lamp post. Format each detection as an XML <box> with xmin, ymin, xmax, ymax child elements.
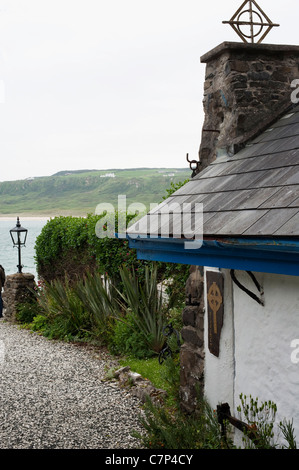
<box><xmin>186</xmin><ymin>153</ymin><xmax>201</xmax><ymax>178</ymax></box>
<box><xmin>10</xmin><ymin>217</ymin><xmax>28</xmax><ymax>273</ymax></box>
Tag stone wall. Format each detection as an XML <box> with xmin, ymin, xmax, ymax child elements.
<box><xmin>2</xmin><ymin>273</ymin><xmax>36</xmax><ymax>322</ymax></box>
<box><xmin>180</xmin><ymin>266</ymin><xmax>205</xmax><ymax>413</ymax></box>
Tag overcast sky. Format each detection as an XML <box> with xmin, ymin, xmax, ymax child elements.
<box><xmin>0</xmin><ymin>0</ymin><xmax>297</xmax><ymax>181</ymax></box>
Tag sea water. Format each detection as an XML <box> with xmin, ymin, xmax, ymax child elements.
<box><xmin>0</xmin><ymin>218</ymin><xmax>49</xmax><ymax>279</ymax></box>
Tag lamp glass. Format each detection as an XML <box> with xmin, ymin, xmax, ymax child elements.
<box><xmin>10</xmin><ymin>219</ymin><xmax>28</xmax><ymax>246</ymax></box>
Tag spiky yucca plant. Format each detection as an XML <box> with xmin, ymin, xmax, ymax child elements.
<box><xmin>75</xmin><ymin>271</ymin><xmax>119</xmax><ymax>332</ymax></box>
<box><xmin>117</xmin><ymin>264</ymin><xmax>166</xmax><ymax>353</ymax></box>
<box><xmin>34</xmin><ymin>276</ymin><xmax>90</xmax><ymax>338</ymax></box>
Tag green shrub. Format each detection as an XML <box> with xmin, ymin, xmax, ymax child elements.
<box><xmin>29</xmin><ymin>261</ymin><xmax>185</xmax><ymax>358</ymax></box>
<box><xmin>28</xmin><ymin>268</ymin><xmax>133</xmax><ymax>347</ymax></box>
<box><xmin>34</xmin><ymin>213</ymin><xmax>150</xmax><ymax>285</ymax></box>
<box><xmin>34</xmin><ymin>213</ymin><xmax>189</xmax><ymax>309</ymax></box>
<box><xmin>162</xmin><ymin>265</ymin><xmax>190</xmax><ymax>309</ymax></box>
<box><xmin>237</xmin><ymin>394</ymin><xmax>277</xmax><ymax>449</ymax></box>
<box><xmin>111</xmin><ymin>310</ymin><xmax>153</xmax><ymax>358</ymax></box>
<box><xmin>33</xmin><ymin>276</ymin><xmax>94</xmax><ymax>341</ymax></box>
<box><xmin>117</xmin><ymin>264</ymin><xmax>166</xmax><ymax>354</ymax></box>
<box><xmin>75</xmin><ymin>271</ymin><xmax>119</xmax><ymax>339</ymax></box>
<box><xmin>236</xmin><ymin>394</ymin><xmax>297</xmax><ymax>449</ymax></box>
<box><xmin>160</xmin><ymin>356</ymin><xmax>181</xmax><ymax>403</ymax></box>
<box><xmin>132</xmin><ymin>396</ymin><xmax>227</xmax><ymax>449</ymax></box>
<box><xmin>29</xmin><ymin>314</ymin><xmax>49</xmax><ymax>333</ymax></box>
<box><xmin>16</xmin><ymin>299</ymin><xmax>43</xmax><ymax>324</ymax></box>
<box><xmin>165</xmin><ymin>307</ymin><xmax>183</xmax><ymax>333</ymax></box>
<box><xmin>161</xmin><ymin>179</ymin><xmax>189</xmax><ymax>201</ymax></box>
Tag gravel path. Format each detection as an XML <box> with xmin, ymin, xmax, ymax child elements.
<box><xmin>0</xmin><ymin>320</ymin><xmax>144</xmax><ymax>449</ymax></box>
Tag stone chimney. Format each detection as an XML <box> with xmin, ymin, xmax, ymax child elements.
<box><xmin>199</xmin><ymin>42</ymin><xmax>299</xmax><ymax>168</ymax></box>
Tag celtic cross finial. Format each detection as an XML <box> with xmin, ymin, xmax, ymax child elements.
<box><xmin>223</xmin><ymin>0</ymin><xmax>279</xmax><ymax>44</ymax></box>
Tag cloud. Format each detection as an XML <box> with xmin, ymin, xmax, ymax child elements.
<box><xmin>0</xmin><ymin>0</ymin><xmax>296</xmax><ymax>181</ymax></box>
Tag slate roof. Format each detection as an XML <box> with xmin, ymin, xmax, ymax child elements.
<box><xmin>127</xmin><ymin>104</ymin><xmax>299</xmax><ymax>240</ymax></box>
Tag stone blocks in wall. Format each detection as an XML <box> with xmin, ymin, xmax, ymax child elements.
<box><xmin>185</xmin><ymin>265</ymin><xmax>204</xmax><ymax>306</ymax></box>
<box><xmin>180</xmin><ymin>266</ymin><xmax>205</xmax><ymax>413</ymax></box>
<box><xmin>180</xmin><ymin>344</ymin><xmax>205</xmax><ymax>414</ymax></box>
<box><xmin>2</xmin><ymin>273</ymin><xmax>36</xmax><ymax>322</ymax></box>
<box><xmin>199</xmin><ymin>43</ymin><xmax>299</xmax><ymax>169</ymax></box>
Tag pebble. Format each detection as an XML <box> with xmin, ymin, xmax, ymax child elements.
<box><xmin>0</xmin><ymin>321</ymin><xmax>145</xmax><ymax>449</ymax></box>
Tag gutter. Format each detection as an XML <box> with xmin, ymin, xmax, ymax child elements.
<box><xmin>126</xmin><ymin>235</ymin><xmax>299</xmax><ymax>277</ymax></box>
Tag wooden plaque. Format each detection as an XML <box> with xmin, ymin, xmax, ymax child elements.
<box><xmin>206</xmin><ymin>271</ymin><xmax>224</xmax><ymax>357</ymax></box>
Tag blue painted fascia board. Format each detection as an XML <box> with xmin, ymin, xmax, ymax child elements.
<box><xmin>126</xmin><ymin>236</ymin><xmax>299</xmax><ymax>276</ymax></box>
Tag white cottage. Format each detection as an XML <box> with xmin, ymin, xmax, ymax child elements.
<box><xmin>126</xmin><ymin>41</ymin><xmax>299</xmax><ymax>447</ymax></box>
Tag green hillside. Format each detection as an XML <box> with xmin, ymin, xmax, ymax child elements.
<box><xmin>0</xmin><ymin>168</ymin><xmax>190</xmax><ymax>217</ymax></box>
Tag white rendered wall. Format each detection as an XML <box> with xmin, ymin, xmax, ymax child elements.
<box><xmin>204</xmin><ymin>268</ymin><xmax>299</xmax><ymax>447</ymax></box>
<box><xmin>203</xmin><ymin>268</ymin><xmax>235</xmax><ymax>410</ymax></box>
